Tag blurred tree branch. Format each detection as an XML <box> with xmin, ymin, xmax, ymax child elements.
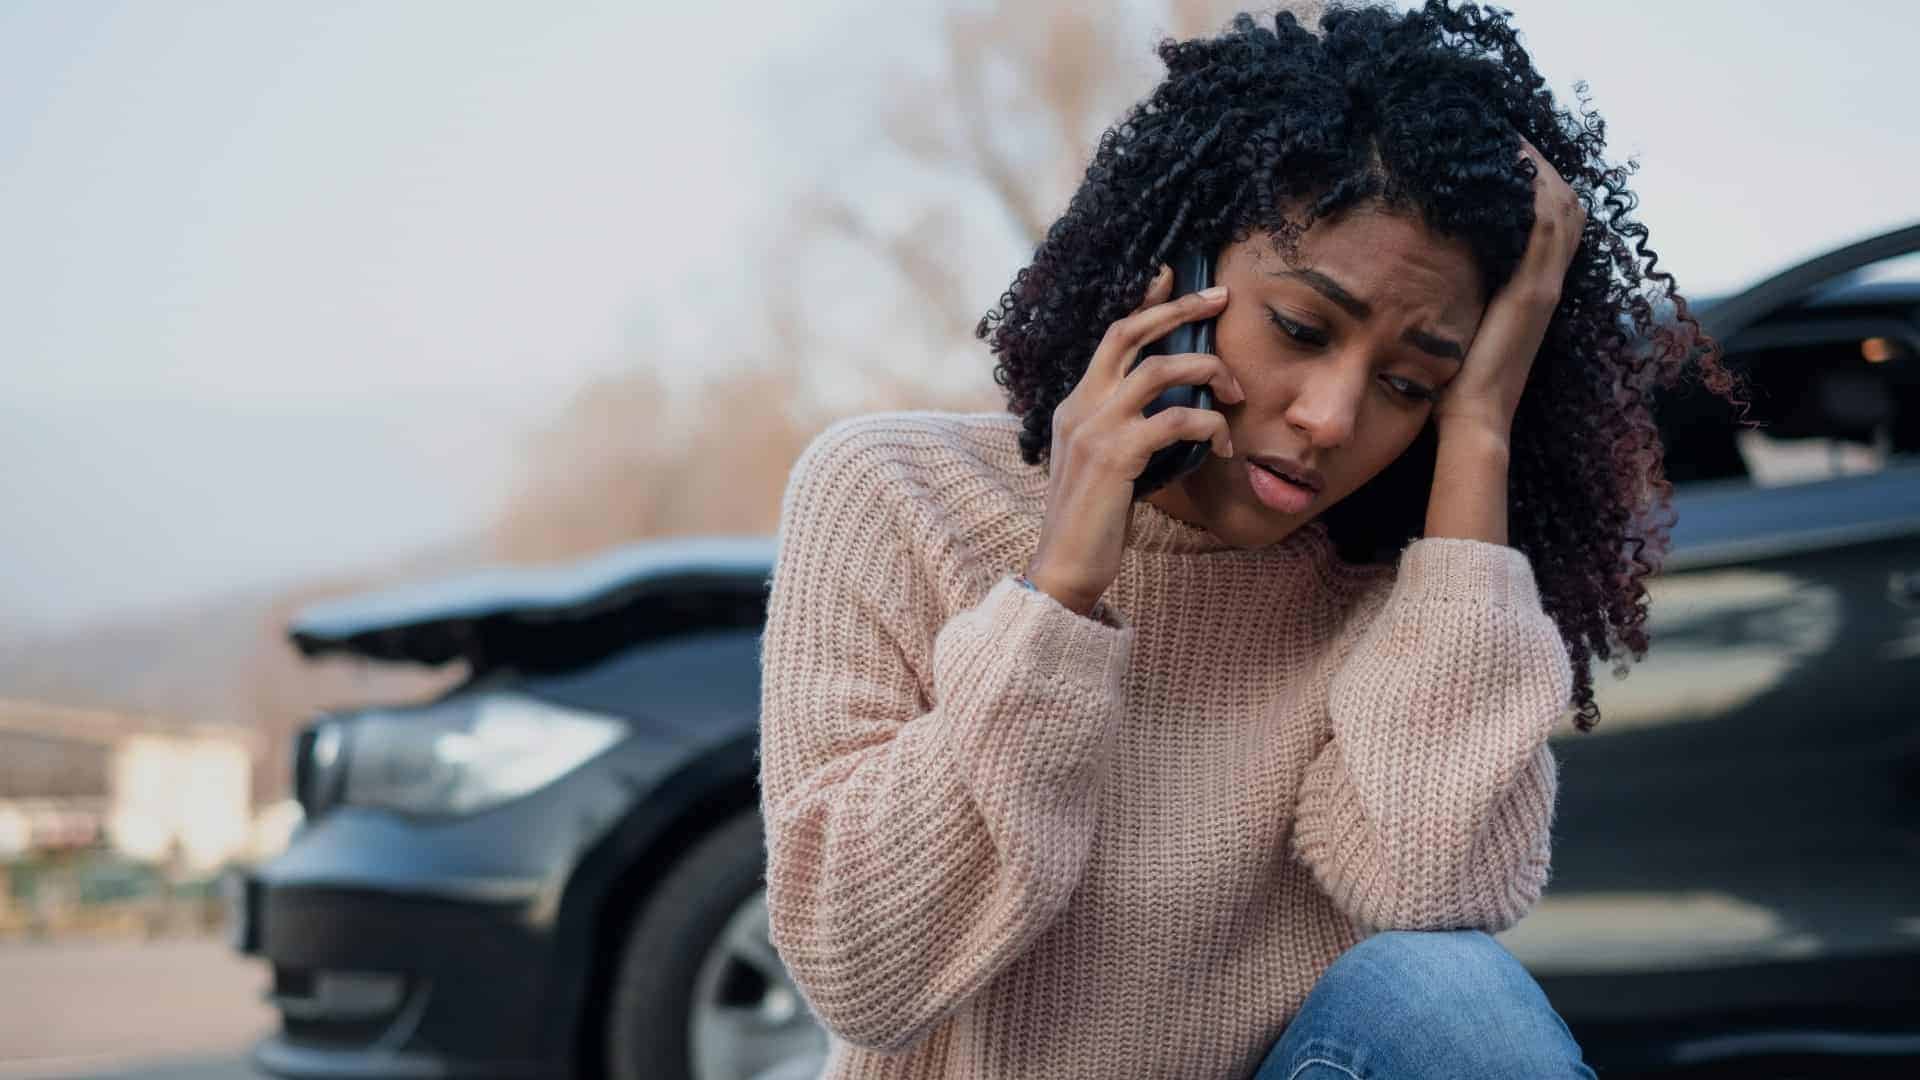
<box><xmin>841</xmin><ymin>1</ymin><xmax>1258</xmax><ymax>242</ymax></box>
<box><xmin>488</xmin><ymin>0</ymin><xmax>1263</xmax><ymax>562</ymax></box>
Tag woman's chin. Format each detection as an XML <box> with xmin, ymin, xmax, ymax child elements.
<box><xmin>1151</xmin><ymin>463</ymin><xmax>1322</xmax><ymax>550</ymax></box>
<box><xmin>1189</xmin><ymin>469</ymin><xmax>1315</xmax><ymax>549</ymax></box>
<box><xmin>1217</xmin><ymin>503</ymin><xmax>1312</xmax><ymax>549</ymax></box>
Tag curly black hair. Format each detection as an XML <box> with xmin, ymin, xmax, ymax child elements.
<box><xmin>977</xmin><ymin>0</ymin><xmax>1740</xmax><ymax>732</ymax></box>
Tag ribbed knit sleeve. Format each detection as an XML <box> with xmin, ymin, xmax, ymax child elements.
<box><xmin>757</xmin><ymin>423</ymin><xmax>1135</xmax><ymax>1054</ymax></box>
<box><xmin>1290</xmin><ymin>537</ymin><xmax>1572</xmax><ymax>935</ymax></box>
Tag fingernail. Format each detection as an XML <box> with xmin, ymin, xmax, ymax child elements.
<box><xmin>1201</xmin><ymin>285</ymin><xmax>1227</xmax><ymax>300</ymax></box>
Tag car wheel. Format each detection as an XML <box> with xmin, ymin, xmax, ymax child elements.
<box><xmin>607</xmin><ymin>807</ymin><xmax>828</xmax><ymax>1080</ymax></box>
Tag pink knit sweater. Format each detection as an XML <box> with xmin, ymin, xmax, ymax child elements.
<box><xmin>756</xmin><ymin>410</ymin><xmax>1573</xmax><ymax>1080</ymax></box>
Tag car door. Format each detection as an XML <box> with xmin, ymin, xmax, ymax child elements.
<box><xmin>1496</xmin><ymin>226</ymin><xmax>1920</xmax><ymax>1067</ymax></box>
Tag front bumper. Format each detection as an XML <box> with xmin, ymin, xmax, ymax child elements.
<box><xmin>247</xmin><ymin>883</ymin><xmax>555</xmax><ymax>1078</ymax></box>
<box><xmin>230</xmin><ymin>725</ymin><xmax>720</xmax><ymax>1079</ymax></box>
<box><xmin>234</xmin><ymin>805</ymin><xmax>577</xmax><ymax>1080</ymax></box>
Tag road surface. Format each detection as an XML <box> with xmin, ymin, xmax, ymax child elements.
<box><xmin>0</xmin><ymin>936</ymin><xmax>271</xmax><ymax>1079</ymax></box>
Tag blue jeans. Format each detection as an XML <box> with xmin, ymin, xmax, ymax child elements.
<box><xmin>1252</xmin><ymin>930</ymin><xmax>1597</xmax><ymax>1079</ymax></box>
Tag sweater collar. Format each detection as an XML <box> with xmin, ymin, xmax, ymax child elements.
<box><xmin>1125</xmin><ymin>495</ymin><xmax>1239</xmax><ymax>554</ymax></box>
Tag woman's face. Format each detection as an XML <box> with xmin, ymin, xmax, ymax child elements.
<box><xmin>1145</xmin><ymin>204</ymin><xmax>1488</xmax><ymax>549</ymax></box>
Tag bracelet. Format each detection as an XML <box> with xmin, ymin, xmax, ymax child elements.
<box><xmin>1014</xmin><ymin>573</ymin><xmax>1040</xmax><ymax>592</ymax></box>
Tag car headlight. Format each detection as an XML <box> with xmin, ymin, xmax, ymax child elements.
<box><xmin>300</xmin><ymin>693</ymin><xmax>625</xmax><ymax>818</ymax></box>
<box><xmin>294</xmin><ymin>719</ymin><xmax>349</xmax><ymax>818</ymax></box>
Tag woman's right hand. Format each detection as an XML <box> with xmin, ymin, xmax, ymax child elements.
<box><xmin>1024</xmin><ymin>263</ymin><xmax>1244</xmax><ymax>617</ymax></box>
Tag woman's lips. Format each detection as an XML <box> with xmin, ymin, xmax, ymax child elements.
<box><xmin>1246</xmin><ymin>458</ymin><xmax>1318</xmax><ymax>514</ymax></box>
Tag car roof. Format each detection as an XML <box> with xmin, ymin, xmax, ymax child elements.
<box><xmin>289</xmin><ymin>534</ymin><xmax>775</xmax><ymax>668</ymax></box>
<box><xmin>1691</xmin><ymin>273</ymin><xmax>1920</xmax><ymax>322</ymax></box>
<box><xmin>1793</xmin><ymin>276</ymin><xmax>1920</xmax><ymax>309</ymax></box>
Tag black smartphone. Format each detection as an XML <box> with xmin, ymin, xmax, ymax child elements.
<box><xmin>1128</xmin><ymin>249</ymin><xmax>1218</xmax><ymax>500</ymax></box>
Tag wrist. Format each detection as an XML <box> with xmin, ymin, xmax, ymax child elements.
<box><xmin>1435</xmin><ymin>417</ymin><xmax>1513</xmax><ymax>460</ymax></box>
<box><xmin>1425</xmin><ymin>420</ymin><xmax>1512</xmax><ymax>544</ymax></box>
<box><xmin>1019</xmin><ymin>567</ymin><xmax>1103</xmax><ymax>619</ymax></box>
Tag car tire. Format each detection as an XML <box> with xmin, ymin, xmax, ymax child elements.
<box><xmin>606</xmin><ymin>807</ymin><xmax>827</xmax><ymax>1080</ymax></box>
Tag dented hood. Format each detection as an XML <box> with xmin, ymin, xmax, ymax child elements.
<box><xmin>289</xmin><ymin>535</ymin><xmax>776</xmax><ymax>673</ymax></box>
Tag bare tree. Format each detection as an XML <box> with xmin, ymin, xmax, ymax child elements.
<box><xmin>488</xmin><ymin>0</ymin><xmax>1272</xmax><ymax>560</ymax></box>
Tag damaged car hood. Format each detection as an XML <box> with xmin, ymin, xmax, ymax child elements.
<box><xmin>290</xmin><ymin>535</ymin><xmax>776</xmax><ymax>673</ymax></box>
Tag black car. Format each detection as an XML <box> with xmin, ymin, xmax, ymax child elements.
<box><xmin>233</xmin><ymin>225</ymin><xmax>1920</xmax><ymax>1080</ymax></box>
<box><xmin>231</xmin><ymin>536</ymin><xmax>813</xmax><ymax>1080</ymax></box>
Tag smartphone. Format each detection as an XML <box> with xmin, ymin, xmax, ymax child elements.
<box><xmin>1128</xmin><ymin>248</ymin><xmax>1219</xmax><ymax>500</ymax></box>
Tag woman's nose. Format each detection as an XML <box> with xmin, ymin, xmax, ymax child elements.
<box><xmin>1282</xmin><ymin>364</ymin><xmax>1365</xmax><ymax>449</ymax></box>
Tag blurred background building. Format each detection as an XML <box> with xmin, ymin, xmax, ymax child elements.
<box><xmin>0</xmin><ymin>699</ymin><xmax>270</xmax><ymax>936</ymax></box>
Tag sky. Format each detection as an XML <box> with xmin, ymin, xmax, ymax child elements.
<box><xmin>3</xmin><ymin>0</ymin><xmax>1917</xmax><ymax>630</ymax></box>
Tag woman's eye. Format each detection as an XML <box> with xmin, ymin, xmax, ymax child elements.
<box><xmin>1382</xmin><ymin>375</ymin><xmax>1437</xmax><ymax>402</ymax></box>
<box><xmin>1266</xmin><ymin>309</ymin><xmax>1327</xmax><ymax>346</ymax></box>
<box><xmin>1263</xmin><ymin>307</ymin><xmax>1434</xmax><ymax>403</ymax></box>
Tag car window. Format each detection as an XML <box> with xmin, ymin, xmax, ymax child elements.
<box><xmin>1656</xmin><ymin>284</ymin><xmax>1919</xmax><ymax>489</ymax></box>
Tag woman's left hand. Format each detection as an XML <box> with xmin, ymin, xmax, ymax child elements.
<box><xmin>1433</xmin><ymin>136</ymin><xmax>1585</xmax><ymax>441</ymax></box>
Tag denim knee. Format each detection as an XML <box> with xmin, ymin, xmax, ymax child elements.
<box><xmin>1328</xmin><ymin>928</ymin><xmax>1543</xmax><ymax>1010</ymax></box>
<box><xmin>1267</xmin><ymin>929</ymin><xmax>1594</xmax><ymax>1079</ymax></box>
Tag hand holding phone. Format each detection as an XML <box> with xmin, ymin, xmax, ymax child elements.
<box><xmin>1128</xmin><ymin>249</ymin><xmax>1221</xmax><ymax>499</ymax></box>
<box><xmin>1021</xmin><ymin>257</ymin><xmax>1239</xmax><ymax>617</ymax></box>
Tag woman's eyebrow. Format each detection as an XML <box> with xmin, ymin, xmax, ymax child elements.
<box><xmin>1405</xmin><ymin>328</ymin><xmax>1464</xmax><ymax>363</ymax></box>
<box><xmin>1271</xmin><ymin>268</ymin><xmax>1464</xmax><ymax>364</ymax></box>
<box><xmin>1273</xmin><ymin>268</ymin><xmax>1370</xmax><ymax>318</ymax></box>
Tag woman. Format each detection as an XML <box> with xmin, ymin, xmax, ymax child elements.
<box><xmin>756</xmin><ymin>3</ymin><xmax>1735</xmax><ymax>1078</ymax></box>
